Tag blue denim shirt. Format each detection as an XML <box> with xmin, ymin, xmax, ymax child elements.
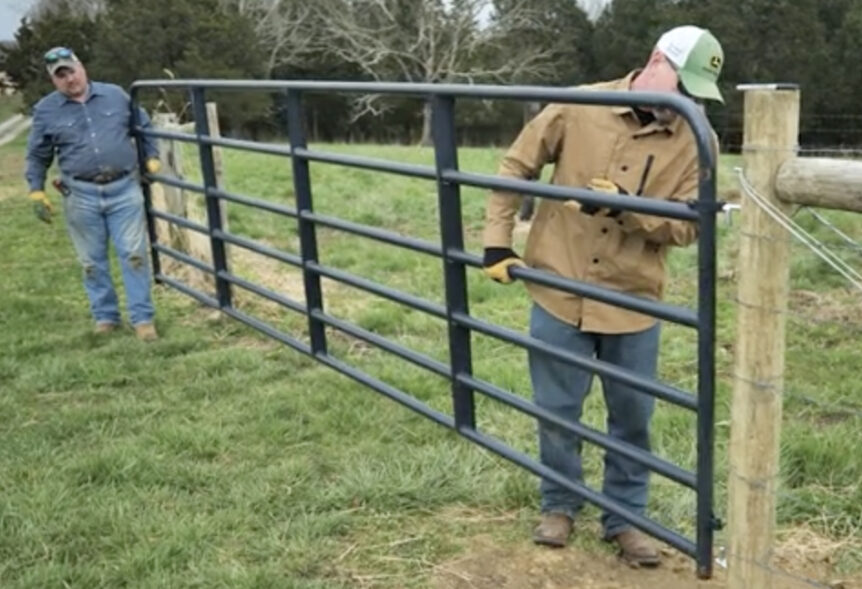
<box><xmin>25</xmin><ymin>81</ymin><xmax>158</xmax><ymax>191</ymax></box>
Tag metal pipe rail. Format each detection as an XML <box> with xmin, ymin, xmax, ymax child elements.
<box><xmin>131</xmin><ymin>78</ymin><xmax>719</xmax><ymax>577</ymax></box>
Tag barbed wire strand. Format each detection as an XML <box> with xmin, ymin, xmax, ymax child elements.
<box><xmin>735</xmin><ymin>167</ymin><xmax>862</xmax><ymax>293</ymax></box>
<box><xmin>805</xmin><ymin>208</ymin><xmax>862</xmax><ymax>252</ymax></box>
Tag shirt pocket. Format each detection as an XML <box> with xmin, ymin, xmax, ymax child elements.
<box><xmin>606</xmin><ymin>233</ymin><xmax>662</xmax><ymax>296</ymax></box>
<box><xmin>99</xmin><ymin>107</ymin><xmax>130</xmax><ymax>133</ymax></box>
<box><xmin>50</xmin><ymin>117</ymin><xmax>81</xmax><ymax>145</ymax></box>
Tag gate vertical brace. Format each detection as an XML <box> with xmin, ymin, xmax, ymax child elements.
<box><xmin>431</xmin><ymin>95</ymin><xmax>475</xmax><ymax>431</ymax></box>
<box><xmin>286</xmin><ymin>90</ymin><xmax>327</xmax><ymax>355</ymax></box>
<box><xmin>192</xmin><ymin>87</ymin><xmax>231</xmax><ymax>308</ymax></box>
<box><xmin>130</xmin><ymin>89</ymin><xmax>162</xmax><ymax>282</ymax></box>
<box><xmin>695</xmin><ymin>132</ymin><xmax>719</xmax><ymax>580</ymax></box>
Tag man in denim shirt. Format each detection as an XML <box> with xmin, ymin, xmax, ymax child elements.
<box><xmin>25</xmin><ymin>47</ymin><xmax>162</xmax><ymax>341</ymax></box>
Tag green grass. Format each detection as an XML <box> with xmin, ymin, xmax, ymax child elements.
<box><xmin>0</xmin><ymin>93</ymin><xmax>24</xmax><ymax>123</ymax></box>
<box><xmin>1</xmin><ymin>138</ymin><xmax>860</xmax><ymax>588</ymax></box>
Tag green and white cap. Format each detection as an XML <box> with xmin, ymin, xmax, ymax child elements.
<box><xmin>657</xmin><ymin>26</ymin><xmax>724</xmax><ymax>103</ymax></box>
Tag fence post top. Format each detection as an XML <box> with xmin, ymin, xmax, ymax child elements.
<box><xmin>735</xmin><ymin>83</ymin><xmax>800</xmax><ymax>92</ymax></box>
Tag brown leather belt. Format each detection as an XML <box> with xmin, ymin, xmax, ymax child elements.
<box><xmin>73</xmin><ymin>170</ymin><xmax>130</xmax><ymax>184</ymax></box>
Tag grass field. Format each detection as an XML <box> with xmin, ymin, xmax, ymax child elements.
<box><xmin>0</xmin><ymin>93</ymin><xmax>23</xmax><ymax>123</ymax></box>
<box><xmin>1</xmin><ymin>131</ymin><xmax>859</xmax><ymax>588</ymax></box>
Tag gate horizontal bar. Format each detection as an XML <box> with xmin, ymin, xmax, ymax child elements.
<box><xmin>219</xmin><ymin>271</ymin><xmax>307</xmax><ymax>315</ymax></box>
<box><xmin>306</xmin><ymin>261</ymin><xmax>447</xmax><ymax>319</ymax></box>
<box><xmin>302</xmin><ymin>211</ymin><xmax>442</xmax><ymax>257</ymax></box>
<box><xmin>152</xmin><ymin>243</ymin><xmax>214</xmax><ymax>274</ymax></box>
<box><xmin>444</xmin><ymin>170</ymin><xmax>699</xmax><ymax>221</ymax></box>
<box><xmin>150</xmin><ymin>209</ymin><xmax>209</xmax><ymax>235</ymax></box>
<box><xmin>131</xmin><ymin>81</ymin><xmax>715</xmax><ymax>174</ymax></box>
<box><xmin>293</xmin><ymin>147</ymin><xmax>437</xmax><ymax>180</ymax></box>
<box><xmin>458</xmin><ymin>427</ymin><xmax>696</xmax><ymax>557</ymax></box>
<box><xmin>209</xmin><ymin>187</ymin><xmax>298</xmax><ymax>219</ymax></box>
<box><xmin>310</xmin><ymin>309</ymin><xmax>450</xmax><ymax>378</ymax></box>
<box><xmin>448</xmin><ymin>250</ymin><xmax>698</xmax><ymax>328</ymax></box>
<box><xmin>148</xmin><ymin>173</ymin><xmax>206</xmax><ymax>194</ymax></box>
<box><xmin>316</xmin><ymin>352</ymin><xmax>455</xmax><ymax>428</ymax></box>
<box><xmin>454</xmin><ymin>312</ymin><xmax>697</xmax><ymax>411</ymax></box>
<box><xmin>212</xmin><ymin>229</ymin><xmax>303</xmax><ymax>268</ymax></box>
<box><xmin>139</xmin><ymin>126</ymin><xmax>296</xmax><ymax>158</ymax></box>
<box><xmin>138</xmin><ymin>127</ymin><xmax>198</xmax><ymax>144</ymax></box>
<box><xmin>459</xmin><ymin>374</ymin><xmax>696</xmax><ymax>488</ymax></box>
<box><xmin>222</xmin><ymin>306</ymin><xmax>311</xmax><ymax>356</ymax></box>
<box><xmin>155</xmin><ymin>273</ymin><xmax>218</xmax><ymax>307</ymax></box>
<box><xmin>201</xmin><ymin>135</ymin><xmax>292</xmax><ymax>157</ymax></box>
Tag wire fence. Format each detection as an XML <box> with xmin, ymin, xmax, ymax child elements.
<box><xmin>722</xmin><ymin>161</ymin><xmax>862</xmax><ymax>589</ymax></box>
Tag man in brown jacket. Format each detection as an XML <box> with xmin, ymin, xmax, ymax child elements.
<box><xmin>482</xmin><ymin>25</ymin><xmax>723</xmax><ymax>566</ymax></box>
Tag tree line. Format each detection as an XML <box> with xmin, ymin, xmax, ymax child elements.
<box><xmin>3</xmin><ymin>0</ymin><xmax>862</xmax><ymax>149</ymax></box>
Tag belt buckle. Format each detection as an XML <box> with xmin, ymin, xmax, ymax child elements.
<box><xmin>95</xmin><ymin>171</ymin><xmax>121</xmax><ymax>184</ymax></box>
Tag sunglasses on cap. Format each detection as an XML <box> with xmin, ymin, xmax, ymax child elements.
<box><xmin>44</xmin><ymin>47</ymin><xmax>74</xmax><ymax>64</ymax></box>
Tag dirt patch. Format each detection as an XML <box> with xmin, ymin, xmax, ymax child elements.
<box><xmin>430</xmin><ymin>535</ymin><xmax>720</xmax><ymax>589</ymax></box>
<box><xmin>430</xmin><ymin>533</ymin><xmax>859</xmax><ymax>589</ymax></box>
<box><xmin>773</xmin><ymin>527</ymin><xmax>862</xmax><ymax>588</ymax></box>
<box><xmin>790</xmin><ymin>289</ymin><xmax>862</xmax><ymax>326</ymax></box>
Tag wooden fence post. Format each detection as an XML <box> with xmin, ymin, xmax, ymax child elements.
<box><xmin>150</xmin><ymin>112</ymin><xmax>188</xmax><ymax>253</ymax></box>
<box><xmin>150</xmin><ymin>103</ymin><xmax>226</xmax><ymax>290</ymax></box>
<box><xmin>727</xmin><ymin>84</ymin><xmax>800</xmax><ymax>589</ymax></box>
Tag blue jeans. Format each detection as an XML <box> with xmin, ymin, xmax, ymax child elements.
<box><xmin>62</xmin><ymin>174</ymin><xmax>154</xmax><ymax>326</ymax></box>
<box><xmin>528</xmin><ymin>304</ymin><xmax>659</xmax><ymax>538</ymax></box>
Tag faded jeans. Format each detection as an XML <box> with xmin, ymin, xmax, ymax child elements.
<box><xmin>528</xmin><ymin>303</ymin><xmax>660</xmax><ymax>538</ymax></box>
<box><xmin>62</xmin><ymin>174</ymin><xmax>154</xmax><ymax>326</ymax></box>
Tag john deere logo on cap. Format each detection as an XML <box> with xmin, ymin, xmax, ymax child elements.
<box><xmin>709</xmin><ymin>55</ymin><xmax>722</xmax><ymax>70</ymax></box>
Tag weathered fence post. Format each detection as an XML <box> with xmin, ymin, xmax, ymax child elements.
<box><xmin>727</xmin><ymin>84</ymin><xmax>799</xmax><ymax>589</ymax></box>
<box><xmin>151</xmin><ymin>113</ymin><xmax>188</xmax><ymax>253</ymax></box>
<box><xmin>151</xmin><ymin>104</ymin><xmax>226</xmax><ymax>290</ymax></box>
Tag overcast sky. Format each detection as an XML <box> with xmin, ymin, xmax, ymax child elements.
<box><xmin>1</xmin><ymin>0</ymin><xmax>36</xmax><ymax>41</ymax></box>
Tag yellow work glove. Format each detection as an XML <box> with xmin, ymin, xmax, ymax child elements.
<box><xmin>578</xmin><ymin>177</ymin><xmax>627</xmax><ymax>216</ymax></box>
<box><xmin>483</xmin><ymin>247</ymin><xmax>526</xmax><ymax>284</ymax></box>
<box><xmin>588</xmin><ymin>178</ymin><xmax>625</xmax><ymax>195</ymax></box>
<box><xmin>145</xmin><ymin>158</ymin><xmax>161</xmax><ymax>174</ymax></box>
<box><xmin>29</xmin><ymin>190</ymin><xmax>54</xmax><ymax>224</ymax></box>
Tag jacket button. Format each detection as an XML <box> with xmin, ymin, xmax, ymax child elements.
<box><xmin>621</xmin><ymin>165</ymin><xmax>628</xmax><ymax>171</ymax></box>
<box><xmin>601</xmin><ymin>228</ymin><xmax>608</xmax><ymax>234</ymax></box>
<box><xmin>592</xmin><ymin>258</ymin><xmax>599</xmax><ymax>264</ymax></box>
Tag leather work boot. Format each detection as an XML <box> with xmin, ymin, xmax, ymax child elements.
<box><xmin>610</xmin><ymin>529</ymin><xmax>661</xmax><ymax>567</ymax></box>
<box><xmin>94</xmin><ymin>321</ymin><xmax>118</xmax><ymax>335</ymax></box>
<box><xmin>532</xmin><ymin>513</ymin><xmax>573</xmax><ymax>548</ymax></box>
<box><xmin>134</xmin><ymin>323</ymin><xmax>158</xmax><ymax>341</ymax></box>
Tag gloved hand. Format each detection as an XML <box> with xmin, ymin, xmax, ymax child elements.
<box><xmin>145</xmin><ymin>158</ymin><xmax>161</xmax><ymax>174</ymax></box>
<box><xmin>580</xmin><ymin>177</ymin><xmax>627</xmax><ymax>217</ymax></box>
<box><xmin>483</xmin><ymin>247</ymin><xmax>526</xmax><ymax>284</ymax></box>
<box><xmin>29</xmin><ymin>190</ymin><xmax>54</xmax><ymax>224</ymax></box>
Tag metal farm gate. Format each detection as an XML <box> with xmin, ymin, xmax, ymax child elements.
<box><xmin>131</xmin><ymin>80</ymin><xmax>721</xmax><ymax>578</ymax></box>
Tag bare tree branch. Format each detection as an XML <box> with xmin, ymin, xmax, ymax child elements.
<box><xmin>222</xmin><ymin>0</ymin><xmax>319</xmax><ymax>75</ymax></box>
<box><xmin>314</xmin><ymin>0</ymin><xmax>559</xmax><ymax>141</ymax></box>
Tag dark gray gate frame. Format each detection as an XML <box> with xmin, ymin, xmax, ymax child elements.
<box><xmin>130</xmin><ymin>79</ymin><xmax>720</xmax><ymax>579</ymax></box>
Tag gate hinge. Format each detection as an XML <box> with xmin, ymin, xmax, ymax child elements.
<box><xmin>687</xmin><ymin>199</ymin><xmax>727</xmax><ymax>215</ymax></box>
